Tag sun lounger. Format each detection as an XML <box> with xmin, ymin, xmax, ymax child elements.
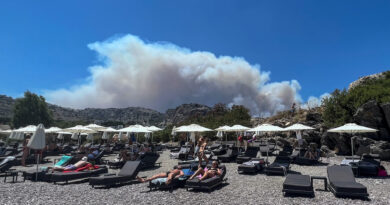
<box><xmin>51</xmin><ymin>165</ymin><xmax>108</xmax><ymax>184</ymax></box>
<box><xmin>327</xmin><ymin>165</ymin><xmax>369</xmax><ymax>198</ymax></box>
<box><xmin>349</xmin><ymin>155</ymin><xmax>380</xmax><ymax>177</ymax></box>
<box><xmin>218</xmin><ymin>148</ymin><xmax>237</xmax><ymax>162</ymax></box>
<box><xmin>236</xmin><ymin>146</ymin><xmax>259</xmax><ymax>164</ymax></box>
<box><xmin>170</xmin><ymin>146</ymin><xmax>191</xmax><ymax>159</ymax></box>
<box><xmin>237</xmin><ymin>158</ymin><xmax>265</xmax><ymax>174</ymax></box>
<box><xmin>265</xmin><ymin>156</ymin><xmax>291</xmax><ymax>176</ymax></box>
<box><xmin>185</xmin><ymin>165</ymin><xmax>227</xmax><ymax>192</ymax></box>
<box><xmin>148</xmin><ymin>166</ymin><xmax>196</xmax><ymax>192</ymax></box>
<box><xmin>89</xmin><ymin>161</ymin><xmax>141</xmax><ymax>188</ymax></box>
<box><xmin>0</xmin><ymin>156</ymin><xmax>15</xmax><ymax>173</ymax></box>
<box><xmin>260</xmin><ymin>143</ymin><xmax>276</xmax><ymax>156</ymax></box>
<box><xmin>138</xmin><ymin>152</ymin><xmax>160</xmax><ymax>170</ymax></box>
<box><xmin>283</xmin><ymin>174</ymin><xmax>314</xmax><ymax>197</ymax></box>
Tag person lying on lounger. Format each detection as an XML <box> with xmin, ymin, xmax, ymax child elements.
<box><xmin>51</xmin><ymin>157</ymin><xmax>90</xmax><ymax>172</ymax></box>
<box><xmin>136</xmin><ymin>165</ymin><xmax>184</xmax><ymax>185</ymax></box>
<box><xmin>189</xmin><ymin>160</ymin><xmax>222</xmax><ymax>181</ymax></box>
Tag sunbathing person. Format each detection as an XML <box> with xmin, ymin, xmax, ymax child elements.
<box><xmin>51</xmin><ymin>157</ymin><xmax>90</xmax><ymax>172</ymax></box>
<box><xmin>136</xmin><ymin>166</ymin><xmax>184</xmax><ymax>185</ymax></box>
<box><xmin>189</xmin><ymin>160</ymin><xmax>222</xmax><ymax>181</ymax></box>
<box><xmin>304</xmin><ymin>147</ymin><xmax>318</xmax><ymax>160</ymax></box>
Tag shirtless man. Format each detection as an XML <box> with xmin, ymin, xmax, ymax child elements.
<box><xmin>189</xmin><ymin>161</ymin><xmax>222</xmax><ymax>181</ymax></box>
<box><xmin>137</xmin><ymin>166</ymin><xmax>184</xmax><ymax>185</ymax></box>
<box><xmin>51</xmin><ymin>157</ymin><xmax>90</xmax><ymax>172</ymax></box>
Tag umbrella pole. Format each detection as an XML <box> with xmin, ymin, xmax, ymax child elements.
<box><xmin>36</xmin><ymin>150</ymin><xmax>39</xmax><ymax>181</ymax></box>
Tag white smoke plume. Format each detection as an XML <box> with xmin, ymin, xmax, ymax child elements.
<box><xmin>45</xmin><ymin>34</ymin><xmax>303</xmax><ymax>115</ymax></box>
<box><xmin>301</xmin><ymin>93</ymin><xmax>331</xmax><ymax>110</ymax></box>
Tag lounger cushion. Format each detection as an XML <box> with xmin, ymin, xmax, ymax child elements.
<box><xmin>327</xmin><ymin>165</ymin><xmax>368</xmax><ymax>196</ymax></box>
<box><xmin>283</xmin><ymin>174</ymin><xmax>313</xmax><ymax>192</ymax></box>
<box><xmin>89</xmin><ymin>161</ymin><xmax>140</xmax><ymax>186</ymax></box>
<box><xmin>51</xmin><ymin>166</ymin><xmax>107</xmax><ymax>182</ymax></box>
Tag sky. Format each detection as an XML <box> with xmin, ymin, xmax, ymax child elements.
<box><xmin>0</xmin><ymin>1</ymin><xmax>389</xmax><ymax>113</ymax></box>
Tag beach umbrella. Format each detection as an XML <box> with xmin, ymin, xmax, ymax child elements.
<box><xmin>10</xmin><ymin>132</ymin><xmax>25</xmax><ymax>141</ymax></box>
<box><xmin>215</xmin><ymin>125</ymin><xmax>231</xmax><ymax>142</ymax></box>
<box><xmin>119</xmin><ymin>125</ymin><xmax>152</xmax><ymax>133</ymax></box>
<box><xmin>86</xmin><ymin>133</ymin><xmax>94</xmax><ymax>144</ymax></box>
<box><xmin>103</xmin><ymin>127</ymin><xmax>118</xmax><ymax>132</ymax></box>
<box><xmin>45</xmin><ymin>127</ymin><xmax>62</xmax><ymax>133</ymax></box>
<box><xmin>27</xmin><ymin>124</ymin><xmax>46</xmax><ymax>181</ymax></box>
<box><xmin>63</xmin><ymin>125</ymin><xmax>96</xmax><ymax>134</ymax></box>
<box><xmin>85</xmin><ymin>124</ymin><xmax>107</xmax><ymax>131</ymax></box>
<box><xmin>328</xmin><ymin>123</ymin><xmax>378</xmax><ymax>157</ymax></box>
<box><xmin>8</xmin><ymin>131</ymin><xmax>16</xmax><ymax>140</ymax></box>
<box><xmin>15</xmin><ymin>125</ymin><xmax>37</xmax><ymax>133</ymax></box>
<box><xmin>225</xmin><ymin>125</ymin><xmax>250</xmax><ymax>132</ymax></box>
<box><xmin>175</xmin><ymin>124</ymin><xmax>213</xmax><ymax>132</ymax></box>
<box><xmin>101</xmin><ymin>131</ymin><xmax>109</xmax><ymax>140</ymax></box>
<box><xmin>248</xmin><ymin>124</ymin><xmax>284</xmax><ymax>162</ymax></box>
<box><xmin>63</xmin><ymin>125</ymin><xmax>96</xmax><ymax>146</ymax></box>
<box><xmin>0</xmin><ymin>129</ymin><xmax>12</xmax><ymax>134</ymax></box>
<box><xmin>175</xmin><ymin>124</ymin><xmax>212</xmax><ymax>143</ymax></box>
<box><xmin>147</xmin><ymin>126</ymin><xmax>163</xmax><ymax>132</ymax></box>
<box><xmin>71</xmin><ymin>133</ymin><xmax>78</xmax><ymax>140</ymax></box>
<box><xmin>283</xmin><ymin>123</ymin><xmax>314</xmax><ymax>149</ymax></box>
<box><xmin>147</xmin><ymin>126</ymin><xmax>163</xmax><ymax>143</ymax></box>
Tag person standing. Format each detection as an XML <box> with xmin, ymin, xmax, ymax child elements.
<box><xmin>21</xmin><ymin>135</ymin><xmax>30</xmax><ymax>166</ymax></box>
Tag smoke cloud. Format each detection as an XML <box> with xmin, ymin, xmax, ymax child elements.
<box><xmin>46</xmin><ymin>34</ymin><xmax>303</xmax><ymax>115</ymax></box>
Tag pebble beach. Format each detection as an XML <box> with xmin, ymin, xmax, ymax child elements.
<box><xmin>1</xmin><ymin>151</ymin><xmax>390</xmax><ymax>205</ymax></box>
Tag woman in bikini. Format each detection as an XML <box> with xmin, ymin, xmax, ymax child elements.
<box><xmin>189</xmin><ymin>161</ymin><xmax>222</xmax><ymax>181</ymax></box>
<box><xmin>198</xmin><ymin>137</ymin><xmax>209</xmax><ymax>166</ymax></box>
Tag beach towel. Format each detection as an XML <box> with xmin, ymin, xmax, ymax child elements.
<box><xmin>63</xmin><ymin>164</ymin><xmax>99</xmax><ymax>173</ymax></box>
<box><xmin>54</xmin><ymin>156</ymin><xmax>72</xmax><ymax>168</ymax></box>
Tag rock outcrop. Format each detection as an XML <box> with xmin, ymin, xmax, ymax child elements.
<box><xmin>165</xmin><ymin>103</ymin><xmax>212</xmax><ymax>125</ymax></box>
<box><xmin>0</xmin><ymin>95</ymin><xmax>212</xmax><ymax>126</ymax></box>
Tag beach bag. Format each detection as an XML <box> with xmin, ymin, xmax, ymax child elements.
<box><xmin>378</xmin><ymin>166</ymin><xmax>388</xmax><ymax>177</ymax></box>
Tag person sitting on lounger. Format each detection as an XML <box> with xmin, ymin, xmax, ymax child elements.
<box><xmin>304</xmin><ymin>146</ymin><xmax>318</xmax><ymax>160</ymax></box>
<box><xmin>51</xmin><ymin>157</ymin><xmax>90</xmax><ymax>172</ymax></box>
<box><xmin>136</xmin><ymin>166</ymin><xmax>184</xmax><ymax>185</ymax></box>
<box><xmin>189</xmin><ymin>160</ymin><xmax>222</xmax><ymax>181</ymax></box>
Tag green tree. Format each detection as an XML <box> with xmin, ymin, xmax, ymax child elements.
<box><xmin>12</xmin><ymin>91</ymin><xmax>53</xmax><ymax>128</ymax></box>
<box><xmin>322</xmin><ymin>71</ymin><xmax>390</xmax><ymax>127</ymax></box>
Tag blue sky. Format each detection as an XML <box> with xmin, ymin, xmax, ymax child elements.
<box><xmin>0</xmin><ymin>1</ymin><xmax>389</xmax><ymax>104</ymax></box>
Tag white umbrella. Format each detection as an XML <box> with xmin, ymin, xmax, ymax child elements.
<box><xmin>101</xmin><ymin>131</ymin><xmax>109</xmax><ymax>140</ymax></box>
<box><xmin>45</xmin><ymin>127</ymin><xmax>62</xmax><ymax>133</ymax></box>
<box><xmin>248</xmin><ymin>124</ymin><xmax>284</xmax><ymax>162</ymax></box>
<box><xmin>146</xmin><ymin>126</ymin><xmax>162</xmax><ymax>143</ymax></box>
<box><xmin>85</xmin><ymin>124</ymin><xmax>107</xmax><ymax>131</ymax></box>
<box><xmin>248</xmin><ymin>124</ymin><xmax>285</xmax><ymax>132</ymax></box>
<box><xmin>57</xmin><ymin>133</ymin><xmax>64</xmax><ymax>140</ymax></box>
<box><xmin>15</xmin><ymin>125</ymin><xmax>37</xmax><ymax>133</ymax></box>
<box><xmin>119</xmin><ymin>125</ymin><xmax>152</xmax><ymax>133</ymax></box>
<box><xmin>63</xmin><ymin>125</ymin><xmax>96</xmax><ymax>146</ymax></box>
<box><xmin>0</xmin><ymin>129</ymin><xmax>12</xmax><ymax>134</ymax></box>
<box><xmin>328</xmin><ymin>123</ymin><xmax>378</xmax><ymax>157</ymax></box>
<box><xmin>147</xmin><ymin>126</ymin><xmax>163</xmax><ymax>132</ymax></box>
<box><xmin>11</xmin><ymin>132</ymin><xmax>25</xmax><ymax>141</ymax></box>
<box><xmin>175</xmin><ymin>124</ymin><xmax>213</xmax><ymax>132</ymax></box>
<box><xmin>27</xmin><ymin>124</ymin><xmax>46</xmax><ymax>181</ymax></box>
<box><xmin>103</xmin><ymin>127</ymin><xmax>118</xmax><ymax>132</ymax></box>
<box><xmin>63</xmin><ymin>125</ymin><xmax>96</xmax><ymax>134</ymax></box>
<box><xmin>284</xmin><ymin>123</ymin><xmax>314</xmax><ymax>131</ymax></box>
<box><xmin>215</xmin><ymin>125</ymin><xmax>231</xmax><ymax>131</ymax></box>
<box><xmin>215</xmin><ymin>125</ymin><xmax>231</xmax><ymax>142</ymax></box>
<box><xmin>8</xmin><ymin>131</ymin><xmax>16</xmax><ymax>140</ymax></box>
<box><xmin>71</xmin><ymin>133</ymin><xmax>78</xmax><ymax>140</ymax></box>
<box><xmin>225</xmin><ymin>125</ymin><xmax>250</xmax><ymax>132</ymax></box>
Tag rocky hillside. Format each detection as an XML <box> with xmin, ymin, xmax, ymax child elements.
<box><xmin>0</xmin><ymin>95</ymin><xmax>211</xmax><ymax>126</ymax></box>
